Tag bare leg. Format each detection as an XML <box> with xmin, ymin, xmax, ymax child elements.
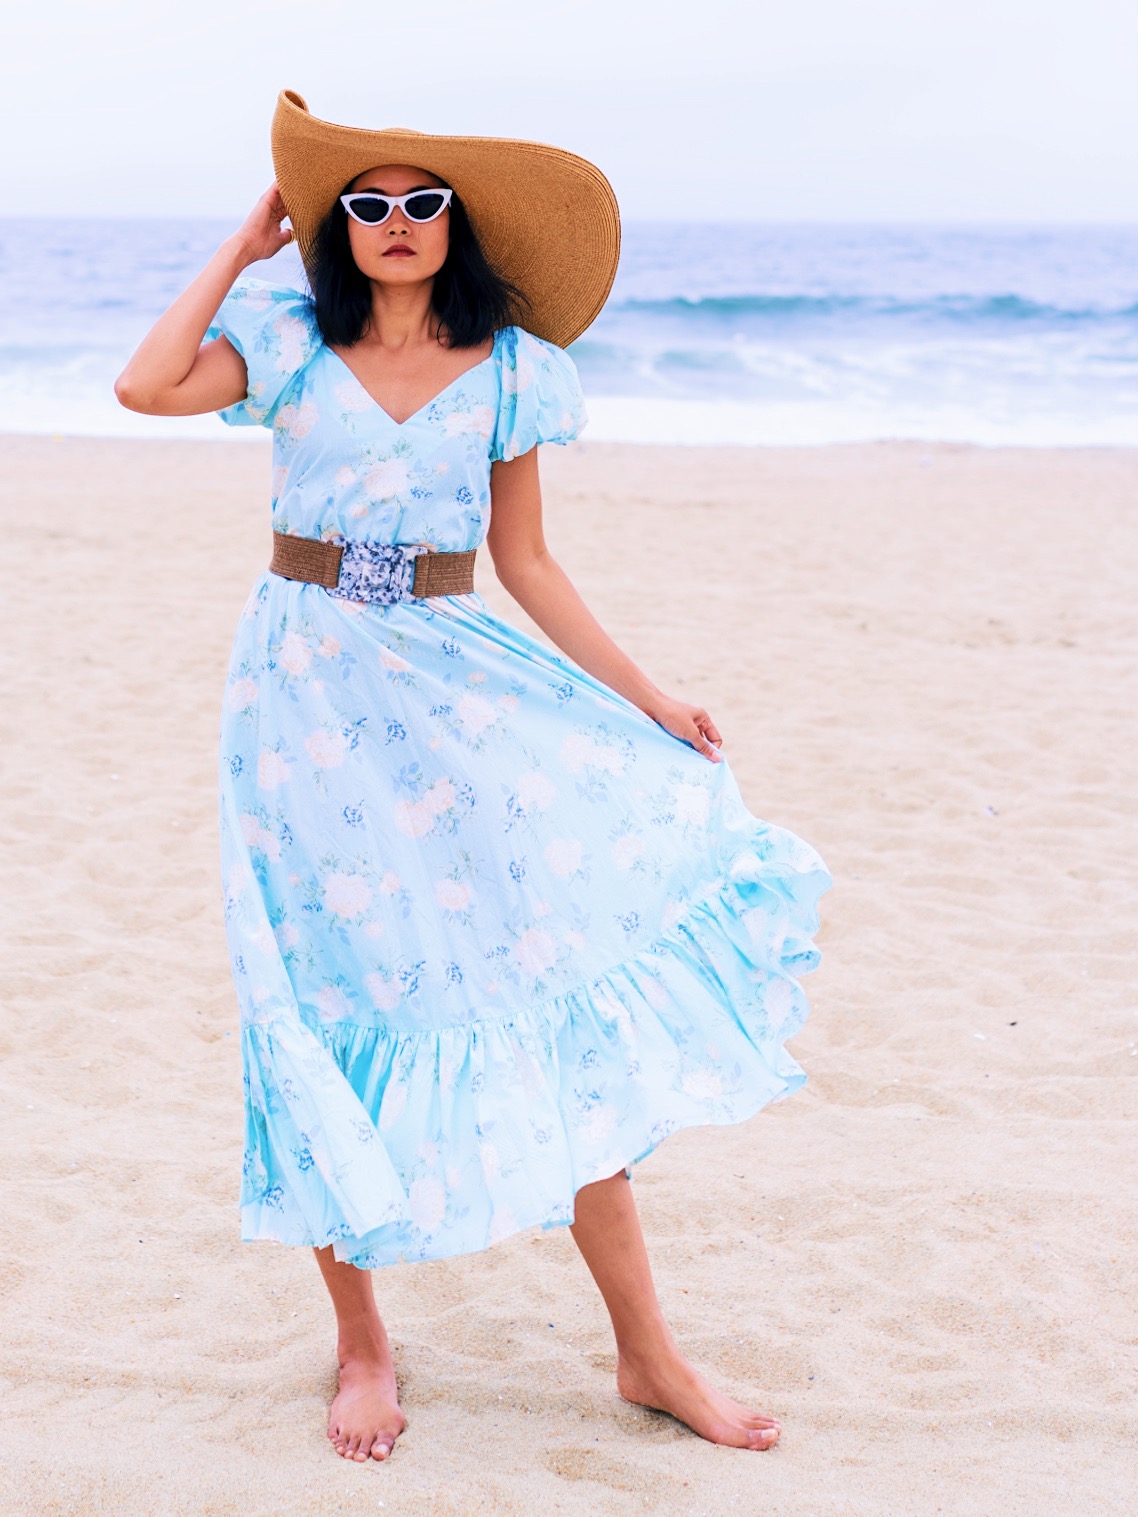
<box><xmin>313</xmin><ymin>1244</ymin><xmax>406</xmax><ymax>1462</ymax></box>
<box><xmin>569</xmin><ymin>1169</ymin><xmax>781</xmax><ymax>1449</ymax></box>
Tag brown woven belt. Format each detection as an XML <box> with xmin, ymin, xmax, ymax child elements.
<box><xmin>269</xmin><ymin>530</ymin><xmax>477</xmax><ymax>603</ymax></box>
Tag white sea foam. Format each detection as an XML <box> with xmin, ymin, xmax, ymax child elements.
<box><xmin>2</xmin><ymin>219</ymin><xmax>1136</xmax><ymax>446</ymax></box>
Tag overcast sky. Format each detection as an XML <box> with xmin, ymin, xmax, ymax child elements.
<box><xmin>4</xmin><ymin>0</ymin><xmax>1136</xmax><ymax>222</ymax></box>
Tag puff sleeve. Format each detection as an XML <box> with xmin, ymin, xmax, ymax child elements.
<box><xmin>205</xmin><ymin>277</ymin><xmax>322</xmax><ymax>427</ymax></box>
<box><xmin>490</xmin><ymin>326</ymin><xmax>588</xmax><ymax>462</ymax></box>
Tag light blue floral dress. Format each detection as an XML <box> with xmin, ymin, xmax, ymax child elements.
<box><xmin>206</xmin><ymin>276</ymin><xmax>832</xmax><ymax>1269</ymax></box>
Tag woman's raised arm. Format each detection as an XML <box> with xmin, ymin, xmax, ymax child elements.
<box><xmin>114</xmin><ymin>183</ymin><xmax>294</xmax><ymax>417</ymax></box>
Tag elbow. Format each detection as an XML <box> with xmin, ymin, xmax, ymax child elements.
<box><xmin>491</xmin><ymin>545</ymin><xmax>554</xmax><ymax>599</ymax></box>
<box><xmin>114</xmin><ymin>369</ymin><xmax>167</xmax><ymax>414</ymax></box>
<box><xmin>113</xmin><ymin>371</ymin><xmax>147</xmax><ymax>412</ymax></box>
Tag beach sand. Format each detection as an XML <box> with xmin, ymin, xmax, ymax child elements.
<box><xmin>2</xmin><ymin>433</ymin><xmax>1135</xmax><ymax>1515</ymax></box>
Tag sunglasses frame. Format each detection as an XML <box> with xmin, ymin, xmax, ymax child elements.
<box><xmin>339</xmin><ymin>188</ymin><xmax>454</xmax><ymax>227</ymax></box>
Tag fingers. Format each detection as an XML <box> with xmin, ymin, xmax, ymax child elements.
<box><xmin>691</xmin><ymin>709</ymin><xmax>723</xmax><ymax>761</ymax></box>
<box><xmin>690</xmin><ymin>730</ymin><xmax>722</xmax><ymax>762</ymax></box>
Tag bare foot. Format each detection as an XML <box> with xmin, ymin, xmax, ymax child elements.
<box><xmin>617</xmin><ymin>1345</ymin><xmax>781</xmax><ymax>1450</ymax></box>
<box><xmin>327</xmin><ymin>1341</ymin><xmax>406</xmax><ymax>1463</ymax></box>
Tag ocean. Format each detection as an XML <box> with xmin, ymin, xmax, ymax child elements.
<box><xmin>2</xmin><ymin>218</ymin><xmax>1136</xmax><ymax>445</ymax></box>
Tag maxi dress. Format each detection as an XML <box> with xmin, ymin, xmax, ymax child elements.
<box><xmin>206</xmin><ymin>276</ymin><xmax>832</xmax><ymax>1269</ymax></box>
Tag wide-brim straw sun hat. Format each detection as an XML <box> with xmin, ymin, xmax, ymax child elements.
<box><xmin>271</xmin><ymin>89</ymin><xmax>620</xmax><ymax>349</ymax></box>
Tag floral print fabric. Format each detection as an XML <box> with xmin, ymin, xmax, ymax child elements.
<box><xmin>206</xmin><ymin>277</ymin><xmax>832</xmax><ymax>1268</ymax></box>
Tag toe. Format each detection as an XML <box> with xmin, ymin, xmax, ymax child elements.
<box><xmin>371</xmin><ymin>1437</ymin><xmax>393</xmax><ymax>1461</ymax></box>
<box><xmin>749</xmin><ymin>1425</ymin><xmax>780</xmax><ymax>1449</ymax></box>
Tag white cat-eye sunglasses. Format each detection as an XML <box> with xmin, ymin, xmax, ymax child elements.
<box><xmin>339</xmin><ymin>188</ymin><xmax>454</xmax><ymax>226</ymax></box>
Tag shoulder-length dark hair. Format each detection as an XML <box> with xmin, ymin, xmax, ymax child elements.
<box><xmin>307</xmin><ymin>183</ymin><xmax>528</xmax><ymax>350</ymax></box>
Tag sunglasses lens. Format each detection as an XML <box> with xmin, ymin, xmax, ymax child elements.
<box><xmin>349</xmin><ymin>196</ymin><xmax>391</xmax><ymax>224</ymax></box>
<box><xmin>404</xmin><ymin>192</ymin><xmax>447</xmax><ymax>221</ymax></box>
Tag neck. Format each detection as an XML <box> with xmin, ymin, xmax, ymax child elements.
<box><xmin>364</xmin><ymin>279</ymin><xmax>440</xmax><ymax>350</ymax></box>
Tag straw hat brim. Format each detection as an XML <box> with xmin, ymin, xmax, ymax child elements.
<box><xmin>271</xmin><ymin>90</ymin><xmax>620</xmax><ymax>350</ymax></box>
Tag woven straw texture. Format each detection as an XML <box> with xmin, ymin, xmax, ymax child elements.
<box><xmin>271</xmin><ymin>89</ymin><xmax>620</xmax><ymax>349</ymax></box>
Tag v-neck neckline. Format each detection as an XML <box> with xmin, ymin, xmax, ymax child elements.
<box><xmin>322</xmin><ymin>330</ymin><xmax>503</xmax><ymax>429</ymax></box>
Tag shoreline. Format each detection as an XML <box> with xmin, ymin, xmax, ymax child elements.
<box><xmin>5</xmin><ymin>424</ymin><xmax>1138</xmax><ymax>452</ymax></box>
<box><xmin>3</xmin><ymin>434</ymin><xmax>1135</xmax><ymax>1514</ymax></box>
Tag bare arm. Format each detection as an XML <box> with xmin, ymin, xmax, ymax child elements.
<box><xmin>485</xmin><ymin>448</ymin><xmax>724</xmax><ymax>762</ymax></box>
<box><xmin>114</xmin><ymin>184</ymin><xmax>294</xmax><ymax>416</ymax></box>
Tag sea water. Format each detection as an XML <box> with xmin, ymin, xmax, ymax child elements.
<box><xmin>1</xmin><ymin>217</ymin><xmax>1136</xmax><ymax>445</ymax></box>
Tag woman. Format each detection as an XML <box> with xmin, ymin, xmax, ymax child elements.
<box><xmin>116</xmin><ymin>91</ymin><xmax>831</xmax><ymax>1465</ymax></box>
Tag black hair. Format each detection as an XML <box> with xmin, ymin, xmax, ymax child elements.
<box><xmin>307</xmin><ymin>182</ymin><xmax>528</xmax><ymax>350</ymax></box>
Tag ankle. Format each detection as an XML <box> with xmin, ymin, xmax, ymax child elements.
<box><xmin>336</xmin><ymin>1321</ymin><xmax>388</xmax><ymax>1367</ymax></box>
<box><xmin>614</xmin><ymin>1314</ymin><xmax>677</xmax><ymax>1372</ymax></box>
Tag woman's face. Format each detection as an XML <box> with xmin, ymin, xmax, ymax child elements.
<box><xmin>344</xmin><ymin>163</ymin><xmax>451</xmax><ymax>287</ymax></box>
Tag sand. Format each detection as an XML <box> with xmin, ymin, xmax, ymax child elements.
<box><xmin>1</xmin><ymin>433</ymin><xmax>1135</xmax><ymax>1515</ymax></box>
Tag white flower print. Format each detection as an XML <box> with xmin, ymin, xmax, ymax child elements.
<box><xmin>278</xmin><ymin>632</ymin><xmax>312</xmax><ymax>676</ymax></box>
<box><xmin>364</xmin><ymin>458</ymin><xmax>410</xmax><ymax>499</ymax></box>
<box><xmin>673</xmin><ymin>782</ymin><xmax>710</xmax><ymax>827</ymax></box>
<box><xmin>611</xmin><ymin>833</ymin><xmax>645</xmax><ymax>869</ymax></box>
<box><xmin>561</xmin><ymin>732</ymin><xmax>594</xmax><ymax>773</ymax></box>
<box><xmin>577</xmin><ymin>1105</ymin><xmax>616</xmax><ymax>1147</ymax></box>
<box><xmin>305</xmin><ymin>729</ymin><xmax>346</xmax><ymax>768</ymax></box>
<box><xmin>444</xmin><ymin>404</ymin><xmax>494</xmax><ymax>439</ymax></box>
<box><xmin>257</xmin><ymin>749</ymin><xmax>291</xmax><ymax>789</ymax></box>
<box><xmin>409</xmin><ymin>1174</ymin><xmax>447</xmax><ymax>1233</ymax></box>
<box><xmin>435</xmin><ymin>878</ymin><xmax>472</xmax><ymax>912</ymax></box>
<box><xmin>544</xmin><ymin>837</ymin><xmax>583</xmax><ymax>878</ymax></box>
<box><xmin>323</xmin><ymin>871</ymin><xmax>372</xmax><ymax>918</ymax></box>
<box><xmin>240</xmin><ymin>284</ymin><xmax>274</xmax><ymax>315</ymax></box>
<box><xmin>378</xmin><ymin>1077</ymin><xmax>407</xmax><ymax>1126</ymax></box>
<box><xmin>641</xmin><ymin>973</ymin><xmax>670</xmax><ymax>1012</ymax></box>
<box><xmin>515</xmin><ymin>926</ymin><xmax>558</xmax><ymax>976</ymax></box>
<box><xmin>517</xmin><ymin>770</ymin><xmax>556</xmax><ymax>811</ymax></box>
<box><xmin>366</xmin><ymin>973</ymin><xmax>401</xmax><ymax>1013</ymax></box>
<box><xmin>682</xmin><ymin>1069</ymin><xmax>724</xmax><ymax>1101</ymax></box>
<box><xmin>762</xmin><ymin>977</ymin><xmax>796</xmax><ymax>1037</ymax></box>
<box><xmin>239</xmin><ymin>813</ymin><xmax>281</xmax><ymax>861</ymax></box>
<box><xmin>274</xmin><ymin>921</ymin><xmax>300</xmax><ymax>950</ymax></box>
<box><xmin>394</xmin><ymin>798</ymin><xmax>434</xmax><ymax>838</ymax></box>
<box><xmin>316</xmin><ymin>984</ymin><xmax>353</xmax><ymax>1021</ymax></box>
<box><xmin>424</xmin><ymin>779</ymin><xmax>456</xmax><ymax>815</ymax></box>
<box><xmin>379</xmin><ymin>646</ymin><xmax>412</xmax><ymax>674</ymax></box>
<box><xmin>660</xmin><ymin>896</ymin><xmax>687</xmax><ymax>931</ymax></box>
<box><xmin>275</xmin><ymin>399</ymin><xmax>318</xmax><ymax>441</ymax></box>
<box><xmin>275</xmin><ymin>312</ymin><xmax>313</xmax><ymax>375</ymax></box>
<box><xmin>227</xmin><ymin>676</ymin><xmax>259</xmax><ymax>711</ymax></box>
<box><xmin>592</xmin><ymin>743</ymin><xmax>627</xmax><ymax>776</ymax></box>
<box><xmin>458</xmin><ymin>691</ymin><xmax>498</xmax><ymax>735</ymax></box>
<box><xmin>335</xmin><ymin>381</ymin><xmax>373</xmax><ymax>415</ymax></box>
